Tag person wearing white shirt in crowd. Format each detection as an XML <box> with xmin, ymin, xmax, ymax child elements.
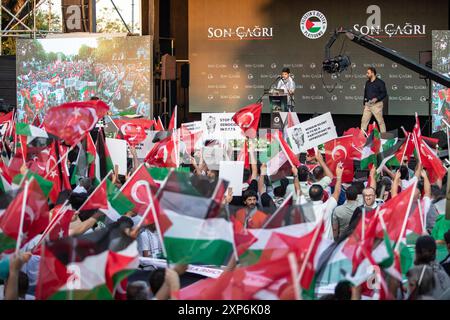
<box><xmin>137</xmin><ymin>224</ymin><xmax>163</xmax><ymax>258</ymax></box>
<box><xmin>296</xmin><ymin>162</ymin><xmax>344</xmax><ymax>240</ymax></box>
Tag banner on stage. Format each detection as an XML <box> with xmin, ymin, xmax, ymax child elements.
<box><xmin>219</xmin><ymin>161</ymin><xmax>244</xmax><ymax>196</ymax></box>
<box><xmin>286</xmin><ymin>112</ymin><xmax>337</xmax><ymax>153</ymax></box>
<box><xmin>201</xmin><ymin>113</ymin><xmax>244</xmax><ymax>141</ymax></box>
<box><xmin>106</xmin><ymin>138</ymin><xmax>128</xmax><ymax>175</ymax></box>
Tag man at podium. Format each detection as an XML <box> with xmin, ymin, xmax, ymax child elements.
<box><xmin>275</xmin><ymin>67</ymin><xmax>296</xmax><ymax>111</ymax></box>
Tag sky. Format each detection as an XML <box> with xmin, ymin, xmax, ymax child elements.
<box><xmin>39</xmin><ymin>37</ymin><xmax>98</xmax><ymax>56</ymax></box>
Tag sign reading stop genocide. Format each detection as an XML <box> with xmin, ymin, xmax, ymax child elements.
<box><xmin>201</xmin><ymin>113</ymin><xmax>245</xmax><ymax>141</ymax></box>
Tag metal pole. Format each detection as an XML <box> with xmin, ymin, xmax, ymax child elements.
<box><xmin>110</xmin><ymin>0</ymin><xmax>132</xmax><ymax>33</ymax></box>
<box><xmin>33</xmin><ymin>0</ymin><xmax>37</xmax><ymax>39</ymax></box>
<box><xmin>131</xmin><ymin>0</ymin><xmax>135</xmax><ymax>33</ymax></box>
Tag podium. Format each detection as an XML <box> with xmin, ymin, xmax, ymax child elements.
<box><xmin>269</xmin><ymin>94</ymin><xmax>288</xmax><ymax>129</ymax></box>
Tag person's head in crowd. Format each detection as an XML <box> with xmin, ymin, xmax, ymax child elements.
<box><xmin>376</xmin><ymin>177</ymin><xmax>392</xmax><ymax>201</ymax></box>
<box><xmin>274</xmin><ymin>178</ymin><xmax>289</xmax><ymax>198</ymax></box>
<box><xmin>399</xmin><ymin>165</ymin><xmax>409</xmax><ymax>180</ymax></box>
<box><xmin>415</xmin><ymin>181</ymin><xmax>424</xmax><ymax>201</ymax></box>
<box><xmin>362</xmin><ymin>187</ymin><xmax>376</xmax><ymax>207</ymax></box>
<box><xmin>406</xmin><ymin>265</ymin><xmax>436</xmax><ymax>300</ymax></box>
<box><xmin>444</xmin><ymin>230</ymin><xmax>450</xmax><ymax>254</ymax></box>
<box><xmin>334</xmin><ymin>280</ymin><xmax>352</xmax><ymax>300</ymax></box>
<box><xmin>148</xmin><ymin>269</ymin><xmax>166</xmax><ymax>295</ymax></box>
<box><xmin>242</xmin><ymin>189</ymin><xmax>258</xmax><ymax>210</ymax></box>
<box><xmin>298</xmin><ymin>165</ymin><xmax>309</xmax><ymax>182</ymax></box>
<box><xmin>309</xmin><ymin>184</ymin><xmax>324</xmax><ymax>202</ymax></box>
<box><xmin>415</xmin><ymin>235</ymin><xmax>437</xmax><ymax>265</ymax></box>
<box><xmin>68</xmin><ymin>191</ymin><xmax>88</xmax><ymax>210</ymax></box>
<box><xmin>90</xmin><ymin>96</ymin><xmax>100</xmax><ymax>101</ymax></box>
<box><xmin>206</xmin><ymin>169</ymin><xmax>219</xmax><ymax>180</ymax></box>
<box><xmin>345</xmin><ymin>185</ymin><xmax>358</xmax><ymax>202</ymax></box>
<box><xmin>312</xmin><ymin>166</ymin><xmax>325</xmax><ymax>181</ymax></box>
<box><xmin>115</xmin><ymin>174</ymin><xmax>126</xmax><ymax>189</ymax></box>
<box><xmin>352</xmin><ymin>181</ymin><xmax>365</xmax><ymax>195</ymax></box>
<box><xmin>126</xmin><ymin>280</ymin><xmax>149</xmax><ymax>300</ymax></box>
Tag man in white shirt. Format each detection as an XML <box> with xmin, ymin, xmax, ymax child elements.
<box><xmin>137</xmin><ymin>224</ymin><xmax>163</xmax><ymax>258</ymax></box>
<box><xmin>298</xmin><ymin>163</ymin><xmax>344</xmax><ymax>240</ymax></box>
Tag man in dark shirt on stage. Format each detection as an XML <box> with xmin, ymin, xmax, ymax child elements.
<box><xmin>361</xmin><ymin>67</ymin><xmax>387</xmax><ymax>133</ymax></box>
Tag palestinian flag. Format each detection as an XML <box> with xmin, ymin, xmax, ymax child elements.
<box><xmin>147</xmin><ymin>166</ymin><xmax>190</xmax><ymax>184</ymax></box>
<box><xmin>376</xmin><ymin>138</ymin><xmax>404</xmax><ymax>172</ymax></box>
<box><xmin>305</xmin><ymin>16</ymin><xmax>323</xmax><ymax>34</ymax></box>
<box><xmin>15</xmin><ymin>123</ymin><xmax>54</xmax><ymax>144</ymax></box>
<box><xmin>70</xmin><ymin>142</ymin><xmax>88</xmax><ymax>186</ymax></box>
<box><xmin>158</xmin><ymin>170</ymin><xmax>229</xmax><ymax>219</ymax></box>
<box><xmin>261</xmin><ymin>131</ymin><xmax>300</xmax><ymax>180</ymax></box>
<box><xmin>78</xmin><ymin>178</ymin><xmax>134</xmax><ymax>221</ymax></box>
<box><xmin>95</xmin><ymin>130</ymin><xmax>114</xmax><ymax>184</ymax></box>
<box><xmin>236</xmin><ymin>223</ymin><xmax>316</xmax><ymax>266</ymax></box>
<box><xmin>360</xmin><ymin>127</ymin><xmax>381</xmax><ymax>169</ymax></box>
<box><xmin>35</xmin><ymin>228</ymin><xmax>139</xmax><ymax>300</ymax></box>
<box><xmin>159</xmin><ymin>209</ymin><xmax>236</xmax><ymax>266</ymax></box>
<box><xmin>86</xmin><ymin>133</ymin><xmax>97</xmax><ymax>179</ymax></box>
<box><xmin>13</xmin><ymin>170</ymin><xmax>54</xmax><ymax>198</ymax></box>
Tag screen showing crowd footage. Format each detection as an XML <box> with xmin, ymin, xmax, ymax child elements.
<box><xmin>16</xmin><ymin>36</ymin><xmax>151</xmax><ymax>122</ymax></box>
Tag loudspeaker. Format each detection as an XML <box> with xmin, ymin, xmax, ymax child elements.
<box><xmin>161</xmin><ymin>54</ymin><xmax>176</xmax><ymax>80</ymax></box>
<box><xmin>181</xmin><ymin>63</ymin><xmax>189</xmax><ymax>88</ymax></box>
<box><xmin>419</xmin><ymin>51</ymin><xmax>432</xmax><ymax>79</ymax></box>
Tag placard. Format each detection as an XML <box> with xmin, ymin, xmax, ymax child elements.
<box><xmin>106</xmin><ymin>137</ymin><xmax>128</xmax><ymax>175</ymax></box>
<box><xmin>219</xmin><ymin>161</ymin><xmax>244</xmax><ymax>196</ymax></box>
<box><xmin>201</xmin><ymin>113</ymin><xmax>244</xmax><ymax>141</ymax></box>
<box><xmin>286</xmin><ymin>112</ymin><xmax>337</xmax><ymax>153</ymax></box>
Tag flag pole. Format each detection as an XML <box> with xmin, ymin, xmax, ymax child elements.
<box><xmin>288</xmin><ymin>252</ymin><xmax>301</xmax><ymax>300</ymax></box>
<box><xmin>77</xmin><ymin>170</ymin><xmax>113</xmax><ymax>212</ymax></box>
<box><xmin>412</xmin><ymin>132</ymin><xmax>422</xmax><ymax>164</ymax></box>
<box><xmin>33</xmin><ymin>200</ymin><xmax>70</xmax><ymax>250</ymax></box>
<box><xmin>296</xmin><ymin>218</ymin><xmax>324</xmax><ymax>296</ymax></box>
<box><xmin>118</xmin><ymin>162</ymin><xmax>145</xmax><ymax>192</ymax></box>
<box><xmin>362</xmin><ymin>207</ymin><xmax>366</xmax><ymax>243</ymax></box>
<box><xmin>416</xmin><ymin>199</ymin><xmax>426</xmax><ymax>235</ymax></box>
<box><xmin>400</xmin><ymin>133</ymin><xmax>411</xmax><ymax>165</ymax></box>
<box><xmin>44</xmin><ymin>141</ymin><xmax>78</xmax><ymax>179</ymax></box>
<box><xmin>15</xmin><ymin>178</ymin><xmax>31</xmax><ymax>255</ymax></box>
<box><xmin>394</xmin><ymin>180</ymin><xmax>418</xmax><ymax>252</ymax></box>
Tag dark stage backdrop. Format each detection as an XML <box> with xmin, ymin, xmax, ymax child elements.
<box><xmin>188</xmin><ymin>0</ymin><xmax>449</xmax><ymax>115</ymax></box>
<box><xmin>0</xmin><ymin>56</ymin><xmax>17</xmax><ymax>107</ymax></box>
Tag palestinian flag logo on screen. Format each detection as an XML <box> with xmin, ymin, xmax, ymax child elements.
<box><xmin>300</xmin><ymin>10</ymin><xmax>327</xmax><ymax>39</ymax></box>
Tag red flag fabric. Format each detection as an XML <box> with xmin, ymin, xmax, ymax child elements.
<box><xmin>418</xmin><ymin>139</ymin><xmax>446</xmax><ymax>183</ymax></box>
<box><xmin>120</xmin><ymin>164</ymin><xmax>158</xmax><ymax>216</ymax></box>
<box><xmin>232</xmin><ymin>102</ymin><xmax>262</xmax><ymax>139</ymax></box>
<box><xmin>324</xmin><ymin>135</ymin><xmax>354</xmax><ymax>183</ymax></box>
<box><xmin>168</xmin><ymin>106</ymin><xmax>177</xmax><ymax>130</ymax></box>
<box><xmin>154</xmin><ymin>117</ymin><xmax>165</xmax><ymax>131</ymax></box>
<box><xmin>0</xmin><ymin>178</ymin><xmax>49</xmax><ymax>252</ymax></box>
<box><xmin>343</xmin><ymin>127</ymin><xmax>366</xmax><ymax>160</ymax></box>
<box><xmin>275</xmin><ymin>130</ymin><xmax>301</xmax><ymax>168</ymax></box>
<box><xmin>78</xmin><ymin>179</ymin><xmax>108</xmax><ymax>212</ymax></box>
<box><xmin>237</xmin><ymin>140</ymin><xmax>250</xmax><ymax>170</ymax></box>
<box><xmin>114</xmin><ymin>119</ymin><xmax>154</xmax><ymax>146</ymax></box>
<box><xmin>57</xmin><ymin>142</ymin><xmax>72</xmax><ymax>190</ymax></box>
<box><xmin>144</xmin><ymin>135</ymin><xmax>178</xmax><ymax>167</ymax></box>
<box><xmin>43</xmin><ymin>100</ymin><xmax>109</xmax><ymax>146</ymax></box>
<box><xmin>47</xmin><ymin>142</ymin><xmax>62</xmax><ymax>204</ymax></box>
<box><xmin>48</xmin><ymin>208</ymin><xmax>76</xmax><ymax>242</ymax></box>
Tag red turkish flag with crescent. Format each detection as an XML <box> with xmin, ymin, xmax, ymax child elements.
<box><xmin>232</xmin><ymin>102</ymin><xmax>262</xmax><ymax>139</ymax></box>
<box><xmin>43</xmin><ymin>100</ymin><xmax>109</xmax><ymax>146</ymax></box>
<box><xmin>324</xmin><ymin>136</ymin><xmax>354</xmax><ymax>183</ymax></box>
<box><xmin>114</xmin><ymin>119</ymin><xmax>154</xmax><ymax>146</ymax></box>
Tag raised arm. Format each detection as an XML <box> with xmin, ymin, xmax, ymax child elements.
<box><xmin>69</xmin><ymin>211</ymin><xmax>104</xmax><ymax>236</ymax></box>
<box><xmin>391</xmin><ymin>170</ymin><xmax>401</xmax><ymax>198</ymax></box>
<box><xmin>291</xmin><ymin>165</ymin><xmax>301</xmax><ymax>197</ymax></box>
<box><xmin>258</xmin><ymin>163</ymin><xmax>267</xmax><ymax>195</ymax></box>
<box><xmin>421</xmin><ymin>169</ymin><xmax>431</xmax><ymax>198</ymax></box>
<box><xmin>315</xmin><ymin>149</ymin><xmax>334</xmax><ymax>179</ymax></box>
<box><xmin>369</xmin><ymin>165</ymin><xmax>377</xmax><ymax>190</ymax></box>
<box><xmin>332</xmin><ymin>163</ymin><xmax>344</xmax><ymax>202</ymax></box>
<box><xmin>249</xmin><ymin>142</ymin><xmax>258</xmax><ymax>181</ymax></box>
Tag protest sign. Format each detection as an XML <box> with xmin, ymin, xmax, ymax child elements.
<box><xmin>106</xmin><ymin>138</ymin><xmax>128</xmax><ymax>175</ymax></box>
<box><xmin>286</xmin><ymin>112</ymin><xmax>337</xmax><ymax>153</ymax></box>
<box><xmin>201</xmin><ymin>113</ymin><xmax>244</xmax><ymax>141</ymax></box>
<box><xmin>219</xmin><ymin>161</ymin><xmax>244</xmax><ymax>196</ymax></box>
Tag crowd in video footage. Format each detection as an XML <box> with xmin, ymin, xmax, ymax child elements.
<box><xmin>16</xmin><ymin>36</ymin><xmax>151</xmax><ymax>122</ymax></box>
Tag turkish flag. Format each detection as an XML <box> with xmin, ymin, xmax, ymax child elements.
<box><xmin>144</xmin><ymin>134</ymin><xmax>178</xmax><ymax>167</ymax></box>
<box><xmin>43</xmin><ymin>100</ymin><xmax>109</xmax><ymax>146</ymax></box>
<box><xmin>419</xmin><ymin>139</ymin><xmax>446</xmax><ymax>183</ymax></box>
<box><xmin>324</xmin><ymin>136</ymin><xmax>354</xmax><ymax>183</ymax></box>
<box><xmin>343</xmin><ymin>127</ymin><xmax>366</xmax><ymax>160</ymax></box>
<box><xmin>232</xmin><ymin>102</ymin><xmax>262</xmax><ymax>139</ymax></box>
<box><xmin>114</xmin><ymin>119</ymin><xmax>154</xmax><ymax>146</ymax></box>
<box><xmin>120</xmin><ymin>164</ymin><xmax>158</xmax><ymax>217</ymax></box>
